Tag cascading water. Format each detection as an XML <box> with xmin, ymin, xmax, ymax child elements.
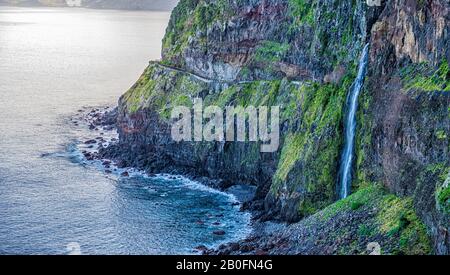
<box><xmin>338</xmin><ymin>43</ymin><xmax>370</xmax><ymax>199</ymax></box>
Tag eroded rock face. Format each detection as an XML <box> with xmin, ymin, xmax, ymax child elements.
<box><xmin>162</xmin><ymin>0</ymin><xmax>381</xmax><ymax>82</ymax></box>
<box><xmin>357</xmin><ymin>0</ymin><xmax>450</xmax><ymax>254</ymax></box>
<box><xmin>108</xmin><ymin>0</ymin><xmax>449</xmax><ymax>254</ymax></box>
<box><xmin>370</xmin><ymin>0</ymin><xmax>449</xmax><ymax>75</ymax></box>
<box><xmin>360</xmin><ymin>77</ymin><xmax>449</xmax><ymax>254</ymax></box>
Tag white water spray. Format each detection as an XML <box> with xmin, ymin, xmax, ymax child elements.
<box><xmin>338</xmin><ymin>44</ymin><xmax>370</xmax><ymax>199</ymax></box>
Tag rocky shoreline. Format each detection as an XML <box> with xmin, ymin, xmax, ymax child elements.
<box><xmin>74</xmin><ymin>107</ymin><xmax>436</xmax><ymax>256</ymax></box>
<box><xmin>68</xmin><ymin>0</ymin><xmax>449</xmax><ymax>255</ymax></box>
<box><xmin>72</xmin><ymin>106</ymin><xmax>275</xmax><ymax>254</ymax></box>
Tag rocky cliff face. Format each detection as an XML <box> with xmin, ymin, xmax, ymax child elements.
<box><xmin>105</xmin><ymin>0</ymin><xmax>449</xmax><ymax>254</ymax></box>
<box><xmin>162</xmin><ymin>0</ymin><xmax>381</xmax><ymax>81</ymax></box>
<box><xmin>356</xmin><ymin>0</ymin><xmax>450</xmax><ymax>254</ymax></box>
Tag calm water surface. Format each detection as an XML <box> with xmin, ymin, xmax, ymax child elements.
<box><xmin>0</xmin><ymin>7</ymin><xmax>250</xmax><ymax>255</ymax></box>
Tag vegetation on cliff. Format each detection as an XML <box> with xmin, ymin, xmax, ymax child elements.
<box><xmin>217</xmin><ymin>185</ymin><xmax>431</xmax><ymax>255</ymax></box>
<box><xmin>401</xmin><ymin>60</ymin><xmax>450</xmax><ymax>92</ymax></box>
<box><xmin>320</xmin><ymin>185</ymin><xmax>431</xmax><ymax>255</ymax></box>
<box><xmin>114</xmin><ymin>0</ymin><xmax>450</xmax><ymax>254</ymax></box>
<box><xmin>271</xmin><ymin>75</ymin><xmax>356</xmax><ymax>218</ymax></box>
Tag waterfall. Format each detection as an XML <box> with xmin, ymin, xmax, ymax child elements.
<box><xmin>338</xmin><ymin>44</ymin><xmax>370</xmax><ymax>199</ymax></box>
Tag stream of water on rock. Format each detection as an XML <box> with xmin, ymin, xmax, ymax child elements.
<box><xmin>338</xmin><ymin>44</ymin><xmax>370</xmax><ymax>199</ymax></box>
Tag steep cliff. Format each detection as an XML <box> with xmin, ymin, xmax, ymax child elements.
<box><xmin>104</xmin><ymin>0</ymin><xmax>449</xmax><ymax>254</ymax></box>
<box><xmin>356</xmin><ymin>0</ymin><xmax>450</xmax><ymax>254</ymax></box>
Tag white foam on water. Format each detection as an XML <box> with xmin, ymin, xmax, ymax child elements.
<box><xmin>65</xmin><ymin>108</ymin><xmax>253</xmax><ymax>252</ymax></box>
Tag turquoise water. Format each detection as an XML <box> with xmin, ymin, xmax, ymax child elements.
<box><xmin>0</xmin><ymin>7</ymin><xmax>250</xmax><ymax>255</ymax></box>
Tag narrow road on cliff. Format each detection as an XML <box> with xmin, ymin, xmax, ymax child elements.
<box><xmin>153</xmin><ymin>62</ymin><xmax>302</xmax><ymax>86</ymax></box>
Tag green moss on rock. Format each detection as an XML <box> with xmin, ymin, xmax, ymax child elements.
<box><xmin>320</xmin><ymin>185</ymin><xmax>380</xmax><ymax>221</ymax></box>
<box><xmin>314</xmin><ymin>185</ymin><xmax>432</xmax><ymax>255</ymax></box>
<box><xmin>289</xmin><ymin>0</ymin><xmax>315</xmax><ymax>27</ymax></box>
<box><xmin>253</xmin><ymin>41</ymin><xmax>290</xmax><ymax>63</ymax></box>
<box><xmin>162</xmin><ymin>0</ymin><xmax>231</xmax><ymax>65</ymax></box>
<box><xmin>377</xmin><ymin>195</ymin><xmax>431</xmax><ymax>255</ymax></box>
<box><xmin>122</xmin><ymin>63</ymin><xmax>207</xmax><ymax>117</ymax></box>
<box><xmin>271</xmin><ymin>74</ymin><xmax>355</xmax><ymax>218</ymax></box>
<box><xmin>354</xmin><ymin>86</ymin><xmax>376</xmax><ymax>191</ymax></box>
<box><xmin>274</xmin><ymin>133</ymin><xmax>305</xmax><ymax>183</ymax></box>
<box><xmin>437</xmin><ymin>185</ymin><xmax>450</xmax><ymax>215</ymax></box>
<box><xmin>401</xmin><ymin>60</ymin><xmax>450</xmax><ymax>92</ymax></box>
<box><xmin>430</xmin><ymin>164</ymin><xmax>450</xmax><ymax>215</ymax></box>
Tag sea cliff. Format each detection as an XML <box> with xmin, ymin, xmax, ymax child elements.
<box><xmin>103</xmin><ymin>0</ymin><xmax>449</xmax><ymax>255</ymax></box>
